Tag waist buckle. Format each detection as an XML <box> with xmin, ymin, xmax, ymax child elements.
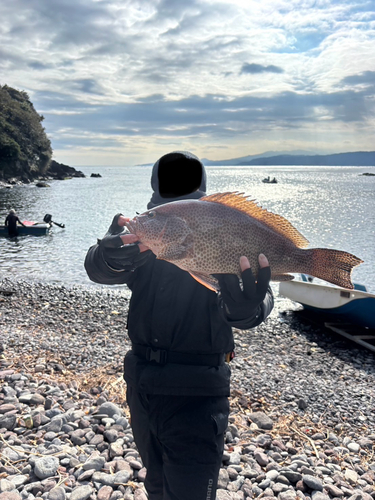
<box><xmin>146</xmin><ymin>347</ymin><xmax>168</xmax><ymax>365</ymax></box>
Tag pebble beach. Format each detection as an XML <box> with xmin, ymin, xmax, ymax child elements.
<box><xmin>0</xmin><ymin>278</ymin><xmax>374</xmax><ymax>500</ymax></box>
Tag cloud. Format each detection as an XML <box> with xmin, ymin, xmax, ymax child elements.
<box><xmin>34</xmin><ymin>81</ymin><xmax>375</xmax><ymax>155</ymax></box>
<box><xmin>240</xmin><ymin>63</ymin><xmax>284</xmax><ymax>75</ymax></box>
<box><xmin>1</xmin><ymin>0</ymin><xmax>375</xmax><ymax>164</ymax></box>
<box><xmin>341</xmin><ymin>70</ymin><xmax>375</xmax><ymax>86</ymax></box>
<box><xmin>71</xmin><ymin>79</ymin><xmax>105</xmax><ymax>95</ymax></box>
<box><xmin>28</xmin><ymin>61</ymin><xmax>55</xmax><ymax>70</ymax></box>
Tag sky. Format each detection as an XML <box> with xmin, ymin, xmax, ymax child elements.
<box><xmin>1</xmin><ymin>0</ymin><xmax>375</xmax><ymax>166</ymax></box>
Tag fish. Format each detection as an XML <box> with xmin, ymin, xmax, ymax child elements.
<box><xmin>124</xmin><ymin>192</ymin><xmax>363</xmax><ymax>292</ymax></box>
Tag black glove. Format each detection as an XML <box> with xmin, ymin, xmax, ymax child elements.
<box><xmin>99</xmin><ymin>213</ymin><xmax>152</xmax><ymax>271</ymax></box>
<box><xmin>217</xmin><ymin>266</ymin><xmax>271</xmax><ymax>321</ymax></box>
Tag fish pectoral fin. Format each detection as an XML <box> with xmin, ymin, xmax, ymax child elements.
<box><xmin>189</xmin><ymin>272</ymin><xmax>219</xmax><ymax>293</ymax></box>
<box><xmin>271</xmin><ymin>273</ymin><xmax>295</xmax><ymax>282</ymax></box>
<box><xmin>157</xmin><ymin>234</ymin><xmax>194</xmax><ymax>261</ymax></box>
<box><xmin>157</xmin><ymin>246</ymin><xmax>189</xmax><ymax>260</ymax></box>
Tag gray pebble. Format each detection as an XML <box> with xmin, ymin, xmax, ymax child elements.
<box><xmin>280</xmin><ymin>491</ymin><xmax>301</xmax><ymax>500</ymax></box>
<box><xmin>82</xmin><ymin>456</ymin><xmax>105</xmax><ymax>471</ymax></box>
<box><xmin>0</xmin><ymin>479</ymin><xmax>15</xmax><ymax>493</ymax></box>
<box><xmin>0</xmin><ymin>414</ymin><xmax>17</xmax><ymax>430</ymax></box>
<box><xmin>311</xmin><ymin>492</ymin><xmax>330</xmax><ymax>500</ymax></box>
<box><xmin>302</xmin><ymin>475</ymin><xmax>323</xmax><ymax>491</ymax></box>
<box><xmin>254</xmin><ymin>451</ymin><xmax>269</xmax><ymax>467</ymax></box>
<box><xmin>115</xmin><ymin>416</ymin><xmax>129</xmax><ymax>429</ymax></box>
<box><xmin>348</xmin><ymin>442</ymin><xmax>361</xmax><ymax>453</ymax></box>
<box><xmin>228</xmin><ymin>452</ymin><xmax>241</xmax><ymax>465</ymax></box>
<box><xmin>48</xmin><ymin>487</ymin><xmax>67</xmax><ymax>500</ymax></box>
<box><xmin>0</xmin><ymin>491</ymin><xmax>23</xmax><ymax>499</ymax></box>
<box><xmin>18</xmin><ymin>393</ymin><xmax>45</xmax><ymax>405</ymax></box>
<box><xmin>9</xmin><ymin>476</ymin><xmax>27</xmax><ymax>488</ymax></box>
<box><xmin>34</xmin><ymin>456</ymin><xmax>60</xmax><ymax>480</ymax></box>
<box><xmin>273</xmin><ymin>482</ymin><xmax>290</xmax><ymax>494</ymax></box>
<box><xmin>248</xmin><ymin>412</ymin><xmax>273</xmax><ymax>430</ymax></box>
<box><xmin>96</xmin><ymin>403</ymin><xmax>123</xmax><ymax>419</ymax></box>
<box><xmin>324</xmin><ymin>484</ymin><xmax>344</xmax><ymax>497</ymax></box>
<box><xmin>281</xmin><ymin>470</ymin><xmax>303</xmax><ymax>483</ymax></box>
<box><xmin>259</xmin><ymin>478</ymin><xmax>271</xmax><ymax>489</ymax></box>
<box><xmin>91</xmin><ymin>472</ymin><xmax>115</xmax><ymax>487</ymax></box>
<box><xmin>114</xmin><ymin>469</ymin><xmax>133</xmax><ymax>485</ymax></box>
<box><xmin>70</xmin><ymin>485</ymin><xmax>93</xmax><ymax>500</ymax></box>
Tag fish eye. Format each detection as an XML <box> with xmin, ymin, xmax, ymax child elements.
<box><xmin>148</xmin><ymin>211</ymin><xmax>156</xmax><ymax>218</ymax></box>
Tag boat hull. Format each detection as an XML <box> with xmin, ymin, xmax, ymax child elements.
<box><xmin>0</xmin><ymin>224</ymin><xmax>51</xmax><ymax>236</ymax></box>
<box><xmin>279</xmin><ymin>280</ymin><xmax>375</xmax><ymax>329</ymax></box>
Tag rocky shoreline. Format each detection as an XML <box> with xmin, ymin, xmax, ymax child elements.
<box><xmin>0</xmin><ymin>161</ymin><xmax>85</xmax><ymax>189</ymax></box>
<box><xmin>0</xmin><ymin>278</ymin><xmax>374</xmax><ymax>500</ymax></box>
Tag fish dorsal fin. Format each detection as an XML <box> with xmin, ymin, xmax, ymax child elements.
<box><xmin>200</xmin><ymin>192</ymin><xmax>309</xmax><ymax>248</ymax></box>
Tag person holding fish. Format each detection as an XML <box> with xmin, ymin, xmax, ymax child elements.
<box><xmin>84</xmin><ymin>151</ymin><xmax>273</xmax><ymax>500</ymax></box>
<box><xmin>85</xmin><ymin>150</ymin><xmax>363</xmax><ymax>499</ymax></box>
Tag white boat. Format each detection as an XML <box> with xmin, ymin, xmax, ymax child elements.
<box><xmin>279</xmin><ymin>275</ymin><xmax>375</xmax><ymax>330</ymax></box>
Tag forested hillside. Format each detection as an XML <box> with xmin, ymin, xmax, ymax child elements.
<box><xmin>0</xmin><ymin>85</ymin><xmax>52</xmax><ymax>181</ymax></box>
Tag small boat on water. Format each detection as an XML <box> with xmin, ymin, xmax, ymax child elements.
<box><xmin>0</xmin><ymin>214</ymin><xmax>64</xmax><ymax>237</ymax></box>
<box><xmin>262</xmin><ymin>176</ymin><xmax>278</xmax><ymax>184</ymax></box>
<box><xmin>0</xmin><ymin>221</ymin><xmax>52</xmax><ymax>236</ymax></box>
<box><xmin>279</xmin><ymin>274</ymin><xmax>375</xmax><ymax>330</ymax></box>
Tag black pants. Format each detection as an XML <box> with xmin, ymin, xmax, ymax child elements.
<box><xmin>126</xmin><ymin>387</ymin><xmax>229</xmax><ymax>500</ymax></box>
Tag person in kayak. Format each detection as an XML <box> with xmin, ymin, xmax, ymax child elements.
<box><xmin>84</xmin><ymin>151</ymin><xmax>274</xmax><ymax>500</ymax></box>
<box><xmin>5</xmin><ymin>209</ymin><xmax>26</xmax><ymax>237</ymax></box>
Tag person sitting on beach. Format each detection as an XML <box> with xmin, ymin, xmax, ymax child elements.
<box><xmin>5</xmin><ymin>209</ymin><xmax>25</xmax><ymax>237</ymax></box>
<box><xmin>84</xmin><ymin>151</ymin><xmax>274</xmax><ymax>500</ymax></box>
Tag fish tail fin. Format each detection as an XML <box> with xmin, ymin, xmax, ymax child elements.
<box><xmin>302</xmin><ymin>248</ymin><xmax>363</xmax><ymax>289</ymax></box>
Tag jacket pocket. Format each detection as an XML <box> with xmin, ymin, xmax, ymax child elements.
<box><xmin>211</xmin><ymin>411</ymin><xmax>228</xmax><ymax>436</ymax></box>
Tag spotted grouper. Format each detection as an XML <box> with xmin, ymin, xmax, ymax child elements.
<box><xmin>124</xmin><ymin>192</ymin><xmax>363</xmax><ymax>292</ymax></box>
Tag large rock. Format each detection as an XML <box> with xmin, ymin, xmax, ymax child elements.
<box><xmin>47</xmin><ymin>160</ymin><xmax>85</xmax><ymax>180</ymax></box>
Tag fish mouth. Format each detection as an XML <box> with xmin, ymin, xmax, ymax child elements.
<box><xmin>124</xmin><ymin>218</ymin><xmax>139</xmax><ymax>236</ymax></box>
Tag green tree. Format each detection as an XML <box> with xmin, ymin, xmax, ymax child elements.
<box><xmin>0</xmin><ymin>84</ymin><xmax>52</xmax><ymax>180</ymax></box>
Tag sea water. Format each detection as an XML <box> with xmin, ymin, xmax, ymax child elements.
<box><xmin>0</xmin><ymin>165</ymin><xmax>374</xmax><ymax>293</ymax></box>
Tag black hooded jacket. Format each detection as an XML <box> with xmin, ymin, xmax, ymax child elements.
<box><xmin>85</xmin><ymin>151</ymin><xmax>274</xmax><ymax>396</ymax></box>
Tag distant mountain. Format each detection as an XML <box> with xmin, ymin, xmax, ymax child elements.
<box><xmin>201</xmin><ymin>150</ymin><xmax>315</xmax><ymax>166</ymax></box>
<box><xmin>239</xmin><ymin>151</ymin><xmax>375</xmax><ymax>166</ymax></box>
<box><xmin>138</xmin><ymin>150</ymin><xmax>375</xmax><ymax>168</ymax></box>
